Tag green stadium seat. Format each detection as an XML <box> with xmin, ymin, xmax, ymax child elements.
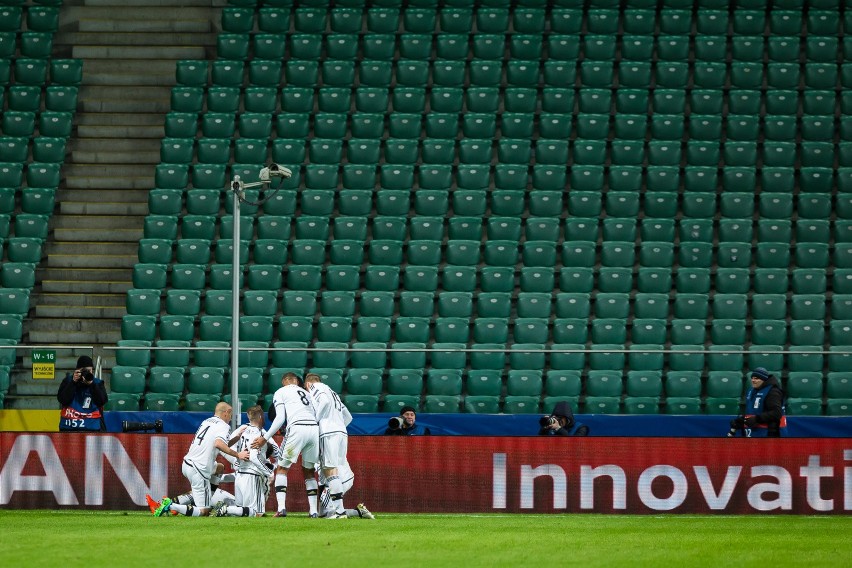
<box><xmin>826</xmin><ymin>372</ymin><xmax>852</xmax><ymax>399</ymax></box>
<box><xmin>143</xmin><ymin>394</ymin><xmax>181</xmax><ymax>412</ymax></box>
<box><xmin>584</xmin><ymin>396</ymin><xmax>621</xmax><ymax>414</ymax></box>
<box><xmin>186</xmin><ymin>367</ymin><xmax>225</xmax><ymax>396</ymax></box>
<box><xmin>787</xmin><ymin>398</ymin><xmax>824</xmax><ymax>416</ymax></box>
<box><xmin>423</xmin><ymin>395</ymin><xmax>461</xmax><ymax>414</ymax></box>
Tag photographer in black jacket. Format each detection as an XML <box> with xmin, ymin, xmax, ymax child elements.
<box><xmin>384</xmin><ymin>405</ymin><xmax>431</xmax><ymax>436</ymax></box>
<box><xmin>57</xmin><ymin>355</ymin><xmax>108</xmax><ymax>432</ymax></box>
<box><xmin>538</xmin><ymin>401</ymin><xmax>589</xmax><ymax>436</ymax></box>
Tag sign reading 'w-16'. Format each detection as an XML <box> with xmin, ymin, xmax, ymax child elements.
<box><xmin>31</xmin><ymin>350</ymin><xmax>55</xmax><ymax>380</ymax></box>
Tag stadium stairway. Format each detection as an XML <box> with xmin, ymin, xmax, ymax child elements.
<box><xmin>8</xmin><ymin>0</ymin><xmax>221</xmax><ymax>408</ymax></box>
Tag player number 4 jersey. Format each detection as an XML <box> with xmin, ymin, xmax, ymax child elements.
<box><xmin>183</xmin><ymin>416</ymin><xmax>230</xmax><ymax>479</ymax></box>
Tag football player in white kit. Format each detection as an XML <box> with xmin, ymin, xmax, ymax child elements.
<box><xmin>154</xmin><ymin>402</ymin><xmax>249</xmax><ymax>516</ymax></box>
<box><xmin>304</xmin><ymin>372</ymin><xmax>352</xmax><ymax>519</ymax></box>
<box><xmin>146</xmin><ymin>461</ymin><xmax>236</xmax><ymax>515</ymax></box>
<box><xmin>251</xmin><ymin>372</ymin><xmax>320</xmax><ymax>517</ymax></box>
<box><xmin>317</xmin><ymin>459</ymin><xmax>375</xmax><ymax>519</ymax></box>
<box><xmin>215</xmin><ymin>405</ymin><xmax>278</xmax><ymax>517</ymax></box>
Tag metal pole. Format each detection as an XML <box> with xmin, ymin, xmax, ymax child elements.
<box><xmin>230</xmin><ymin>180</ymin><xmax>241</xmax><ymax>430</ymax></box>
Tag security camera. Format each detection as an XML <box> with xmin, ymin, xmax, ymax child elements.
<box><xmin>259</xmin><ymin>163</ymin><xmax>292</xmax><ymax>182</ymax></box>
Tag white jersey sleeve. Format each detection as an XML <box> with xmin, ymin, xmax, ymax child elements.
<box><xmin>183</xmin><ymin>416</ymin><xmax>230</xmax><ymax>479</ymax></box>
<box><xmin>310</xmin><ymin>382</ymin><xmax>349</xmax><ymax>436</ymax></box>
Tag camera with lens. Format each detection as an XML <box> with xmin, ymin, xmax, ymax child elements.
<box><xmin>539</xmin><ymin>415</ymin><xmax>559</xmax><ymax>428</ymax></box>
<box><xmin>387</xmin><ymin>416</ymin><xmax>405</xmax><ymax>430</ymax></box>
<box><xmin>122</xmin><ymin>419</ymin><xmax>164</xmax><ymax>433</ymax></box>
<box><xmin>79</xmin><ymin>369</ymin><xmax>94</xmax><ymax>382</ymax></box>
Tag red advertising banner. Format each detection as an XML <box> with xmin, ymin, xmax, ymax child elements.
<box><xmin>1</xmin><ymin>433</ymin><xmax>850</xmax><ymax>514</ymax></box>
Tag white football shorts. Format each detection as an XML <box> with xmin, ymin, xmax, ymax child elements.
<box><xmin>278</xmin><ymin>425</ymin><xmax>319</xmax><ymax>469</ymax></box>
<box><xmin>319</xmin><ymin>432</ymin><xmax>348</xmax><ymax>469</ymax></box>
<box><xmin>235</xmin><ymin>472</ymin><xmax>269</xmax><ymax>515</ymax></box>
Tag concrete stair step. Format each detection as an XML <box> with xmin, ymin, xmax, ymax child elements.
<box><xmin>41</xmin><ymin>267</ymin><xmax>132</xmax><ymax>281</ymax></box>
<box><xmin>77</xmin><ymin>18</ymin><xmax>211</xmax><ymax>33</ymax></box>
<box><xmin>57</xmin><ymin>188</ymin><xmax>150</xmax><ymax>202</ymax></box>
<box><xmin>82</xmin><ymin>72</ymin><xmax>175</xmax><ymax>87</ymax></box>
<box><xmin>38</xmin><ymin>293</ymin><xmax>127</xmax><ymax>307</ymax></box>
<box><xmin>76</xmin><ymin>112</ymin><xmax>165</xmax><ymax>127</ymax></box>
<box><xmin>68</xmin><ymin>2</ymin><xmax>215</xmax><ymax>14</ymax></box>
<box><xmin>41</xmin><ymin>280</ymin><xmax>132</xmax><ymax>294</ymax></box>
<box><xmin>63</xmin><ymin>176</ymin><xmax>152</xmax><ymax>189</ymax></box>
<box><xmin>81</xmin><ymin>85</ymin><xmax>172</xmax><ymax>100</ymax></box>
<box><xmin>47</xmin><ymin>241</ymin><xmax>139</xmax><ymax>255</ymax></box>
<box><xmin>35</xmin><ymin>305</ymin><xmax>127</xmax><ymax>318</ymax></box>
<box><xmin>47</xmin><ymin>254</ymin><xmax>137</xmax><ymax>269</ymax></box>
<box><xmin>63</xmin><ymin>30</ymin><xmax>214</xmax><ymax>45</ymax></box>
<box><xmin>54</xmin><ymin>227</ymin><xmax>142</xmax><ymax>242</ymax></box>
<box><xmin>52</xmin><ymin>215</ymin><xmax>144</xmax><ymax>229</ymax></box>
<box><xmin>73</xmin><ymin>138</ymin><xmax>160</xmax><ymax>152</ymax></box>
<box><xmin>63</xmin><ymin>163</ymin><xmax>152</xmax><ymax>177</ymax></box>
<box><xmin>80</xmin><ymin>99</ymin><xmax>171</xmax><ymax>113</ymax></box>
<box><xmin>77</xmin><ymin>124</ymin><xmax>165</xmax><ymax>138</ymax></box>
<box><xmin>28</xmin><ymin>329</ymin><xmax>123</xmax><ymax>344</ymax></box>
<box><xmin>74</xmin><ymin>59</ymin><xmax>179</xmax><ymax>75</ymax></box>
<box><xmin>6</xmin><ymin>389</ymin><xmax>61</xmax><ymax>401</ymax></box>
<box><xmin>73</xmin><ymin>45</ymin><xmax>208</xmax><ymax>60</ymax></box>
<box><xmin>28</xmin><ymin>317</ymin><xmax>122</xmax><ymax>332</ymax></box>
<box><xmin>58</xmin><ymin>201</ymin><xmax>149</xmax><ymax>215</ymax></box>
<box><xmin>71</xmin><ymin>150</ymin><xmax>160</xmax><ymax>164</ymax></box>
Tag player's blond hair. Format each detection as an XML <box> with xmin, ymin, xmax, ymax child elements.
<box><xmin>246</xmin><ymin>405</ymin><xmax>264</xmax><ymax>424</ymax></box>
<box><xmin>304</xmin><ymin>372</ymin><xmax>321</xmax><ymax>384</ymax></box>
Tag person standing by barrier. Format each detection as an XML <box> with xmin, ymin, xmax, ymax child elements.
<box><xmin>728</xmin><ymin>367</ymin><xmax>787</xmax><ymax>438</ymax></box>
<box><xmin>57</xmin><ymin>355</ymin><xmax>108</xmax><ymax>432</ymax></box>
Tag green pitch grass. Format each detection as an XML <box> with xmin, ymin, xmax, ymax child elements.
<box><xmin>1</xmin><ymin>510</ymin><xmax>849</xmax><ymax>567</ymax></box>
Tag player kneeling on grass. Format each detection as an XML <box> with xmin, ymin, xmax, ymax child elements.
<box><xmin>146</xmin><ymin>461</ymin><xmax>237</xmax><ymax>515</ymax></box>
<box><xmin>317</xmin><ymin>459</ymin><xmax>374</xmax><ymax>520</ymax></box>
<box><xmin>153</xmin><ymin>402</ymin><xmax>249</xmax><ymax>517</ymax></box>
<box><xmin>252</xmin><ymin>372</ymin><xmax>321</xmax><ymax>517</ymax></box>
<box><xmin>215</xmin><ymin>405</ymin><xmax>278</xmax><ymax>517</ymax></box>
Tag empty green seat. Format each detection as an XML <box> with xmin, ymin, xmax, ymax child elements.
<box><xmin>584</xmin><ymin>396</ymin><xmax>621</xmax><ymax>414</ymax></box>
<box><xmin>704</xmin><ymin>398</ymin><xmax>741</xmax><ymax>415</ymax></box>
<box><xmin>423</xmin><ymin>395</ymin><xmax>461</xmax><ymax>414</ymax></box>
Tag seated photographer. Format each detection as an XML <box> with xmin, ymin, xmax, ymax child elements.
<box><xmin>728</xmin><ymin>367</ymin><xmax>787</xmax><ymax>438</ymax></box>
<box><xmin>57</xmin><ymin>355</ymin><xmax>108</xmax><ymax>432</ymax></box>
<box><xmin>538</xmin><ymin>401</ymin><xmax>588</xmax><ymax>437</ymax></box>
<box><xmin>384</xmin><ymin>405</ymin><xmax>431</xmax><ymax>436</ymax></box>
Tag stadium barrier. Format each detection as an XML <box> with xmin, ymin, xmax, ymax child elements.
<box><xmin>1</xmin><ymin>409</ymin><xmax>850</xmax><ymax>437</ymax></box>
<box><xmin>1</xmin><ymin>433</ymin><xmax>849</xmax><ymax>514</ymax></box>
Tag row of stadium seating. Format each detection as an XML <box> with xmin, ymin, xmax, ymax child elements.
<box><xmin>0</xmin><ymin>0</ymin><xmax>76</xmax><ymax>408</ymax></box>
<box><xmin>214</xmin><ymin>4</ymin><xmax>852</xmax><ymax>36</ymax></box>
<box><xmin>117</xmin><ymin>0</ymin><xmax>852</xmax><ymax>415</ymax></box>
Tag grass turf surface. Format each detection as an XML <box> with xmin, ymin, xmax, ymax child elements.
<box><xmin>1</xmin><ymin>510</ymin><xmax>849</xmax><ymax>567</ymax></box>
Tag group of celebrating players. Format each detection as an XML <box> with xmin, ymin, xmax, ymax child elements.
<box><xmin>146</xmin><ymin>371</ymin><xmax>374</xmax><ymax>520</ymax></box>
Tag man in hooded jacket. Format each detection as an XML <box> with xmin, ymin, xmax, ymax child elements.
<box><xmin>730</xmin><ymin>367</ymin><xmax>787</xmax><ymax>438</ymax></box>
<box><xmin>538</xmin><ymin>401</ymin><xmax>589</xmax><ymax>436</ymax></box>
